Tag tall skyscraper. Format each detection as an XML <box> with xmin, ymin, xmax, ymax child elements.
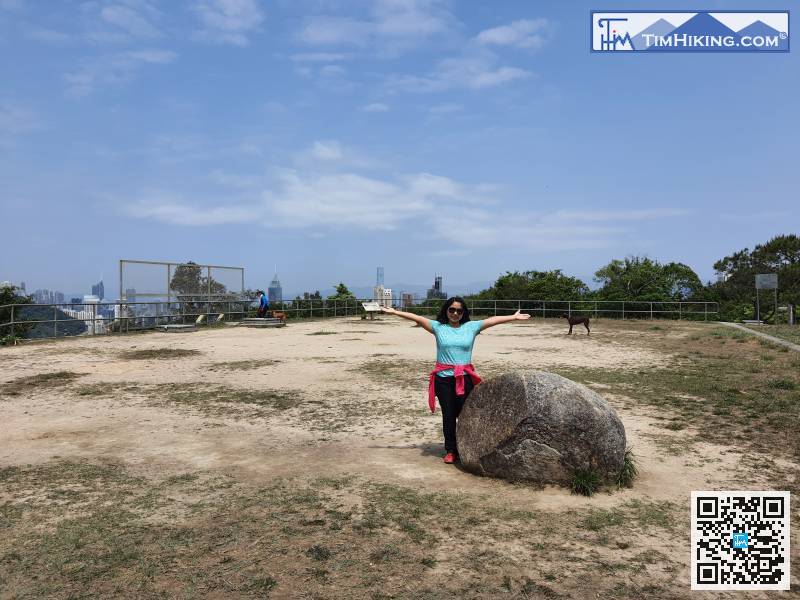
<box><xmin>268</xmin><ymin>273</ymin><xmax>283</xmax><ymax>306</ymax></box>
<box><xmin>426</xmin><ymin>275</ymin><xmax>446</xmax><ymax>300</ymax></box>
<box><xmin>92</xmin><ymin>280</ymin><xmax>105</xmax><ymax>301</ymax></box>
<box><xmin>376</xmin><ymin>266</ymin><xmax>384</xmax><ymax>286</ymax></box>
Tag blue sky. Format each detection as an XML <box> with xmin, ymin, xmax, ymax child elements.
<box><xmin>1</xmin><ymin>0</ymin><xmax>797</xmax><ymax>299</ymax></box>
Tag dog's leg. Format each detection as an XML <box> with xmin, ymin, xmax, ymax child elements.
<box><xmin>585</xmin><ymin>321</ymin><xmax>590</xmax><ymax>335</ymax></box>
<box><xmin>568</xmin><ymin>324</ymin><xmax>573</xmax><ymax>335</ymax></box>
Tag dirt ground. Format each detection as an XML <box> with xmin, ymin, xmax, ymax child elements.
<box><xmin>1</xmin><ymin>317</ymin><xmax>798</xmax><ymax>599</ymax></box>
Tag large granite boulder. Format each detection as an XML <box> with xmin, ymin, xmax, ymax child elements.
<box><xmin>456</xmin><ymin>371</ymin><xmax>626</xmax><ymax>485</ymax></box>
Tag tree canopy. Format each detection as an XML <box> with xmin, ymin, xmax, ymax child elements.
<box><xmin>472</xmin><ymin>270</ymin><xmax>590</xmax><ymax>301</ymax></box>
<box><xmin>593</xmin><ymin>257</ymin><xmax>703</xmax><ymax>302</ymax></box>
<box><xmin>169</xmin><ymin>261</ymin><xmax>228</xmax><ymax>298</ymax></box>
<box><xmin>1</xmin><ymin>284</ymin><xmax>34</xmax><ymax>341</ymax></box>
<box><xmin>327</xmin><ymin>282</ymin><xmax>355</xmax><ymax>301</ymax></box>
<box><xmin>710</xmin><ymin>234</ymin><xmax>800</xmax><ymax>319</ymax></box>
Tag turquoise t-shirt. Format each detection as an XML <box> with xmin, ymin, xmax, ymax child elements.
<box><xmin>430</xmin><ymin>319</ymin><xmax>484</xmax><ymax>377</ymax></box>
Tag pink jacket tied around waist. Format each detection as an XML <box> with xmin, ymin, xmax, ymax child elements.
<box><xmin>428</xmin><ymin>363</ymin><xmax>482</xmax><ymax>413</ymax></box>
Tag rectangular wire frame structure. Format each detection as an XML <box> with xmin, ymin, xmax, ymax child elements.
<box><xmin>120</xmin><ymin>259</ymin><xmax>244</xmax><ymax>304</ymax></box>
<box><xmin>118</xmin><ymin>259</ymin><xmax>245</xmax><ymax>327</ymax></box>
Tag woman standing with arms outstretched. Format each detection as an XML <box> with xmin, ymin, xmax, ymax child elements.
<box><xmin>381</xmin><ymin>297</ymin><xmax>531</xmax><ymax>464</ymax></box>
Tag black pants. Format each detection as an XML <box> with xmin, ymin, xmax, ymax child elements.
<box><xmin>434</xmin><ymin>375</ymin><xmax>475</xmax><ymax>454</ymax></box>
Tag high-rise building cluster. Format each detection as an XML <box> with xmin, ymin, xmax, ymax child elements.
<box><xmin>426</xmin><ymin>275</ymin><xmax>446</xmax><ymax>300</ymax></box>
<box><xmin>33</xmin><ymin>289</ymin><xmax>65</xmax><ymax>304</ymax></box>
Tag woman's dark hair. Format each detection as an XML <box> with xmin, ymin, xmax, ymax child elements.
<box><xmin>436</xmin><ymin>296</ymin><xmax>471</xmax><ymax>325</ymax></box>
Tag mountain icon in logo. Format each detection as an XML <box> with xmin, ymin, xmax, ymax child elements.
<box><xmin>632</xmin><ymin>18</ymin><xmax>676</xmax><ymax>50</ymax></box>
<box><xmin>737</xmin><ymin>20</ymin><xmax>789</xmax><ymax>51</ymax></box>
<box><xmin>647</xmin><ymin>12</ymin><xmax>738</xmax><ymax>51</ymax></box>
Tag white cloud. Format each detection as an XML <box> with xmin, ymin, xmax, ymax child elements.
<box><xmin>298</xmin><ymin>16</ymin><xmax>372</xmax><ymax>46</ymax></box>
<box><xmin>371</xmin><ymin>0</ymin><xmax>453</xmax><ymax>37</ymax></box>
<box><xmin>23</xmin><ymin>27</ymin><xmax>73</xmax><ymax>43</ymax></box>
<box><xmin>64</xmin><ymin>49</ymin><xmax>177</xmax><ymax>96</ymax></box>
<box><xmin>266</xmin><ymin>170</ymin><xmax>433</xmax><ymax>230</ymax></box>
<box><xmin>389</xmin><ymin>54</ymin><xmax>531</xmax><ymax>93</ymax></box>
<box><xmin>101</xmin><ymin>3</ymin><xmax>162</xmax><ymax>38</ymax></box>
<box><xmin>121</xmin><ymin>142</ymin><xmax>495</xmax><ymax>231</ymax></box>
<box><xmin>120</xmin><ymin>149</ymin><xmax>686</xmax><ymax>253</ymax></box>
<box><xmin>124</xmin><ymin>190</ymin><xmax>256</xmax><ymax>225</ymax></box>
<box><xmin>125</xmin><ymin>49</ymin><xmax>176</xmax><ymax>63</ymax></box>
<box><xmin>362</xmin><ymin>102</ymin><xmax>390</xmax><ymax>112</ymax></box>
<box><xmin>297</xmin><ymin>140</ymin><xmax>382</xmax><ymax>169</ymax></box>
<box><xmin>191</xmin><ymin>0</ymin><xmax>264</xmax><ymax>46</ymax></box>
<box><xmin>0</xmin><ymin>102</ymin><xmax>43</xmax><ymax>147</ymax></box>
<box><xmin>476</xmin><ymin>18</ymin><xmax>553</xmax><ymax>49</ymax></box>
<box><xmin>431</xmin><ymin>206</ymin><xmax>689</xmax><ymax>250</ymax></box>
<box><xmin>297</xmin><ymin>0</ymin><xmax>455</xmax><ymax>51</ymax></box>
<box><xmin>428</xmin><ymin>102</ymin><xmax>461</xmax><ymax>114</ymax></box>
<box><xmin>77</xmin><ymin>1</ymin><xmax>164</xmax><ymax>43</ymax></box>
<box><xmin>320</xmin><ymin>64</ymin><xmax>346</xmax><ymax>77</ymax></box>
<box><xmin>290</xmin><ymin>52</ymin><xmax>351</xmax><ymax>62</ymax></box>
<box><xmin>432</xmin><ymin>213</ymin><xmax>625</xmax><ymax>250</ymax></box>
<box><xmin>140</xmin><ymin>133</ymin><xmax>259</xmax><ymax>164</ymax></box>
<box><xmin>0</xmin><ymin>103</ymin><xmax>39</xmax><ymax>133</ymax></box>
<box><xmin>310</xmin><ymin>140</ymin><xmax>344</xmax><ymax>161</ymax></box>
<box><xmin>546</xmin><ymin>209</ymin><xmax>691</xmax><ymax>222</ymax></box>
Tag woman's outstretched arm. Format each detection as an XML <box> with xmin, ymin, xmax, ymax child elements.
<box><xmin>380</xmin><ymin>306</ymin><xmax>434</xmax><ymax>333</ymax></box>
<box><xmin>480</xmin><ymin>309</ymin><xmax>531</xmax><ymax>332</ymax></box>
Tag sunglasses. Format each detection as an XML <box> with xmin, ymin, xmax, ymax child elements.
<box><xmin>447</xmin><ymin>307</ymin><xmax>464</xmax><ymax>314</ymax></box>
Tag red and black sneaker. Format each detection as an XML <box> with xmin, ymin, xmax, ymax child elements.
<box><xmin>443</xmin><ymin>452</ymin><xmax>456</xmax><ymax>464</ymax></box>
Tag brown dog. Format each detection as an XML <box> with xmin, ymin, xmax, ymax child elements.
<box><xmin>561</xmin><ymin>313</ymin><xmax>590</xmax><ymax>335</ymax></box>
<box><xmin>271</xmin><ymin>311</ymin><xmax>287</xmax><ymax>323</ymax></box>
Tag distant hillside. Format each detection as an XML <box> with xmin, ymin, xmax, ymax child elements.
<box><xmin>15</xmin><ymin>305</ymin><xmax>87</xmax><ymax>338</ymax></box>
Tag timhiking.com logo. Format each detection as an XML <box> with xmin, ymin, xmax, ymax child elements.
<box><xmin>591</xmin><ymin>11</ymin><xmax>790</xmax><ymax>52</ymax></box>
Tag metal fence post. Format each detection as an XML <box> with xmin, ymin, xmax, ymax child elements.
<box><xmin>568</xmin><ymin>301</ymin><xmax>571</xmax><ymax>317</ymax></box>
<box><xmin>494</xmin><ymin>300</ymin><xmax>497</xmax><ymax>316</ymax></box>
<box><xmin>704</xmin><ymin>303</ymin><xmax>708</xmax><ymax>322</ymax></box>
<box><xmin>594</xmin><ymin>301</ymin><xmax>598</xmax><ymax>319</ymax></box>
<box><xmin>10</xmin><ymin>305</ymin><xmax>14</xmax><ymax>338</ymax></box>
<box><xmin>650</xmin><ymin>302</ymin><xmax>653</xmax><ymax>320</ymax></box>
<box><xmin>622</xmin><ymin>303</ymin><xmax>625</xmax><ymax>320</ymax></box>
<box><xmin>542</xmin><ymin>301</ymin><xmax>546</xmax><ymax>319</ymax></box>
<box><xmin>678</xmin><ymin>303</ymin><xmax>682</xmax><ymax>321</ymax></box>
<box><xmin>53</xmin><ymin>306</ymin><xmax>57</xmax><ymax>338</ymax></box>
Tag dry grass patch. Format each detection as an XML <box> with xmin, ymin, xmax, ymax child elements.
<box><xmin>350</xmin><ymin>358</ymin><xmax>431</xmax><ymax>389</ymax></box>
<box><xmin>118</xmin><ymin>348</ymin><xmax>201</xmax><ymax>360</ymax></box>
<box><xmin>1</xmin><ymin>371</ymin><xmax>84</xmax><ymax>397</ymax></box>
<box><xmin>0</xmin><ymin>457</ymin><xmax>691</xmax><ymax>599</ymax></box>
<box><xmin>745</xmin><ymin>324</ymin><xmax>800</xmax><ymax>346</ymax></box>
<box><xmin>207</xmin><ymin>359</ymin><xmax>281</xmax><ymax>371</ymax></box>
<box><xmin>555</xmin><ymin>324</ymin><xmax>800</xmax><ymax>464</ymax></box>
<box><xmin>143</xmin><ymin>383</ymin><xmax>298</xmax><ymax>418</ymax></box>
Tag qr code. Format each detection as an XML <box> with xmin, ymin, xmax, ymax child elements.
<box><xmin>692</xmin><ymin>491</ymin><xmax>790</xmax><ymax>590</ymax></box>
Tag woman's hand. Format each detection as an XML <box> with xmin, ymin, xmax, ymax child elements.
<box><xmin>514</xmin><ymin>310</ymin><xmax>531</xmax><ymax>320</ymax></box>
<box><xmin>380</xmin><ymin>306</ymin><xmax>397</xmax><ymax>315</ymax></box>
